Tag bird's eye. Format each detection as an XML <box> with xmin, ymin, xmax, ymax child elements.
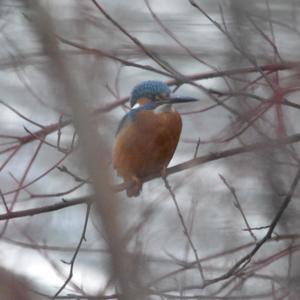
<box><xmin>160</xmin><ymin>92</ymin><xmax>168</xmax><ymax>99</ymax></box>
<box><xmin>155</xmin><ymin>92</ymin><xmax>167</xmax><ymax>101</ymax></box>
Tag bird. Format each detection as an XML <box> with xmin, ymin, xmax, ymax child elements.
<box><xmin>112</xmin><ymin>80</ymin><xmax>198</xmax><ymax>197</ymax></box>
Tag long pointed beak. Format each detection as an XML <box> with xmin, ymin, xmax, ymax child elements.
<box><xmin>157</xmin><ymin>96</ymin><xmax>198</xmax><ymax>106</ymax></box>
<box><xmin>169</xmin><ymin>96</ymin><xmax>199</xmax><ymax>104</ymax></box>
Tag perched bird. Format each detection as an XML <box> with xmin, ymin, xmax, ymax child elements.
<box><xmin>113</xmin><ymin>80</ymin><xmax>197</xmax><ymax>197</ymax></box>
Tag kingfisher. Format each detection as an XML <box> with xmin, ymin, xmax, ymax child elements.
<box><xmin>113</xmin><ymin>80</ymin><xmax>198</xmax><ymax>197</ymax></box>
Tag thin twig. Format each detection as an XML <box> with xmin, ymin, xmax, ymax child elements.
<box><xmin>242</xmin><ymin>225</ymin><xmax>270</xmax><ymax>232</ymax></box>
<box><xmin>203</xmin><ymin>167</ymin><xmax>300</xmax><ymax>288</ymax></box>
<box><xmin>0</xmin><ymin>139</ymin><xmax>44</xmax><ymax>237</ymax></box>
<box><xmin>2</xmin><ymin>152</ymin><xmax>70</xmax><ymax>197</ymax></box>
<box><xmin>219</xmin><ymin>174</ymin><xmax>257</xmax><ymax>241</ymax></box>
<box><xmin>0</xmin><ymin>190</ymin><xmax>9</xmax><ymax>213</ymax></box>
<box><xmin>57</xmin><ymin>165</ymin><xmax>91</xmax><ymax>183</ymax></box>
<box><xmin>1</xmin><ymin>133</ymin><xmax>300</xmax><ymax>220</ymax></box>
<box><xmin>193</xmin><ymin>138</ymin><xmax>201</xmax><ymax>159</ymax></box>
<box><xmin>0</xmin><ymin>196</ymin><xmax>91</xmax><ymax>220</ymax></box>
<box><xmin>162</xmin><ymin>175</ymin><xmax>205</xmax><ymax>284</ymax></box>
<box><xmin>52</xmin><ymin>204</ymin><xmax>91</xmax><ymax>299</ymax></box>
<box><xmin>0</xmin><ymin>99</ymin><xmax>45</xmax><ymax>129</ymax></box>
<box><xmin>91</xmin><ymin>0</ymin><xmax>181</xmax><ymax>79</ymax></box>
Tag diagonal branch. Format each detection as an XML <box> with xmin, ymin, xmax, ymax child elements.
<box><xmin>91</xmin><ymin>0</ymin><xmax>181</xmax><ymax>78</ymax></box>
<box><xmin>219</xmin><ymin>174</ymin><xmax>257</xmax><ymax>241</ymax></box>
<box><xmin>203</xmin><ymin>166</ymin><xmax>300</xmax><ymax>288</ymax></box>
<box><xmin>0</xmin><ymin>133</ymin><xmax>300</xmax><ymax>221</ymax></box>
<box><xmin>52</xmin><ymin>204</ymin><xmax>91</xmax><ymax>299</ymax></box>
<box><xmin>163</xmin><ymin>176</ymin><xmax>205</xmax><ymax>283</ymax></box>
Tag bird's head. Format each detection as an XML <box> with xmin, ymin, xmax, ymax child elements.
<box><xmin>130</xmin><ymin>80</ymin><xmax>198</xmax><ymax>109</ymax></box>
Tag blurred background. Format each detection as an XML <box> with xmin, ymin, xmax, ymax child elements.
<box><xmin>1</xmin><ymin>0</ymin><xmax>300</xmax><ymax>299</ymax></box>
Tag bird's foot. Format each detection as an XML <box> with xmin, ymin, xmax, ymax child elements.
<box><xmin>160</xmin><ymin>166</ymin><xmax>167</xmax><ymax>179</ymax></box>
<box><xmin>126</xmin><ymin>176</ymin><xmax>142</xmax><ymax>197</ymax></box>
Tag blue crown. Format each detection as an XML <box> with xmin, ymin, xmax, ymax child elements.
<box><xmin>130</xmin><ymin>80</ymin><xmax>171</xmax><ymax>107</ymax></box>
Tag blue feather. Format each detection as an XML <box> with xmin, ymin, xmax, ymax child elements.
<box><xmin>115</xmin><ymin>102</ymin><xmax>157</xmax><ymax>135</ymax></box>
<box><xmin>130</xmin><ymin>80</ymin><xmax>171</xmax><ymax>107</ymax></box>
<box><xmin>116</xmin><ymin>80</ymin><xmax>171</xmax><ymax>135</ymax></box>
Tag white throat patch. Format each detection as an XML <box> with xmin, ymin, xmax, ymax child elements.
<box><xmin>132</xmin><ymin>103</ymin><xmax>141</xmax><ymax>109</ymax></box>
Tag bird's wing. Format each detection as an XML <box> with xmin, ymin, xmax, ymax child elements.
<box><xmin>115</xmin><ymin>113</ymin><xmax>130</xmax><ymax>136</ymax></box>
<box><xmin>115</xmin><ymin>103</ymin><xmax>156</xmax><ymax>136</ymax></box>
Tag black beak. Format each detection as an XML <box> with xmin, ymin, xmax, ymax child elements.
<box><xmin>157</xmin><ymin>96</ymin><xmax>198</xmax><ymax>106</ymax></box>
<box><xmin>169</xmin><ymin>96</ymin><xmax>199</xmax><ymax>104</ymax></box>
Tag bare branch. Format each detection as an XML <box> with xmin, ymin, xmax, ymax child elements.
<box><xmin>162</xmin><ymin>175</ymin><xmax>205</xmax><ymax>283</ymax></box>
<box><xmin>203</xmin><ymin>167</ymin><xmax>300</xmax><ymax>287</ymax></box>
<box><xmin>52</xmin><ymin>204</ymin><xmax>91</xmax><ymax>299</ymax></box>
<box><xmin>219</xmin><ymin>174</ymin><xmax>257</xmax><ymax>241</ymax></box>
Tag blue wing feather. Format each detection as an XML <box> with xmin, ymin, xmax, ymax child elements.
<box><xmin>115</xmin><ymin>102</ymin><xmax>156</xmax><ymax>136</ymax></box>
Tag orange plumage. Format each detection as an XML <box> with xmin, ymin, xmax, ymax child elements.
<box><xmin>113</xmin><ymin>110</ymin><xmax>182</xmax><ymax>196</ymax></box>
<box><xmin>112</xmin><ymin>80</ymin><xmax>197</xmax><ymax>197</ymax></box>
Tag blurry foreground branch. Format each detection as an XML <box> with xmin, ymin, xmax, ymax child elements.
<box><xmin>1</xmin><ymin>132</ymin><xmax>300</xmax><ymax>221</ymax></box>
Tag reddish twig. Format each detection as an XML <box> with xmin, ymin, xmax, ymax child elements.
<box><xmin>2</xmin><ymin>152</ymin><xmax>70</xmax><ymax>197</ymax></box>
<box><xmin>1</xmin><ymin>133</ymin><xmax>300</xmax><ymax>220</ymax></box>
<box><xmin>0</xmin><ymin>139</ymin><xmax>44</xmax><ymax>236</ymax></box>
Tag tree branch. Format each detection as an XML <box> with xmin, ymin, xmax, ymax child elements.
<box><xmin>0</xmin><ymin>133</ymin><xmax>300</xmax><ymax>221</ymax></box>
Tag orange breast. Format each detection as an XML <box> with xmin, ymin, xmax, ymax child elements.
<box><xmin>113</xmin><ymin>110</ymin><xmax>182</xmax><ymax>181</ymax></box>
